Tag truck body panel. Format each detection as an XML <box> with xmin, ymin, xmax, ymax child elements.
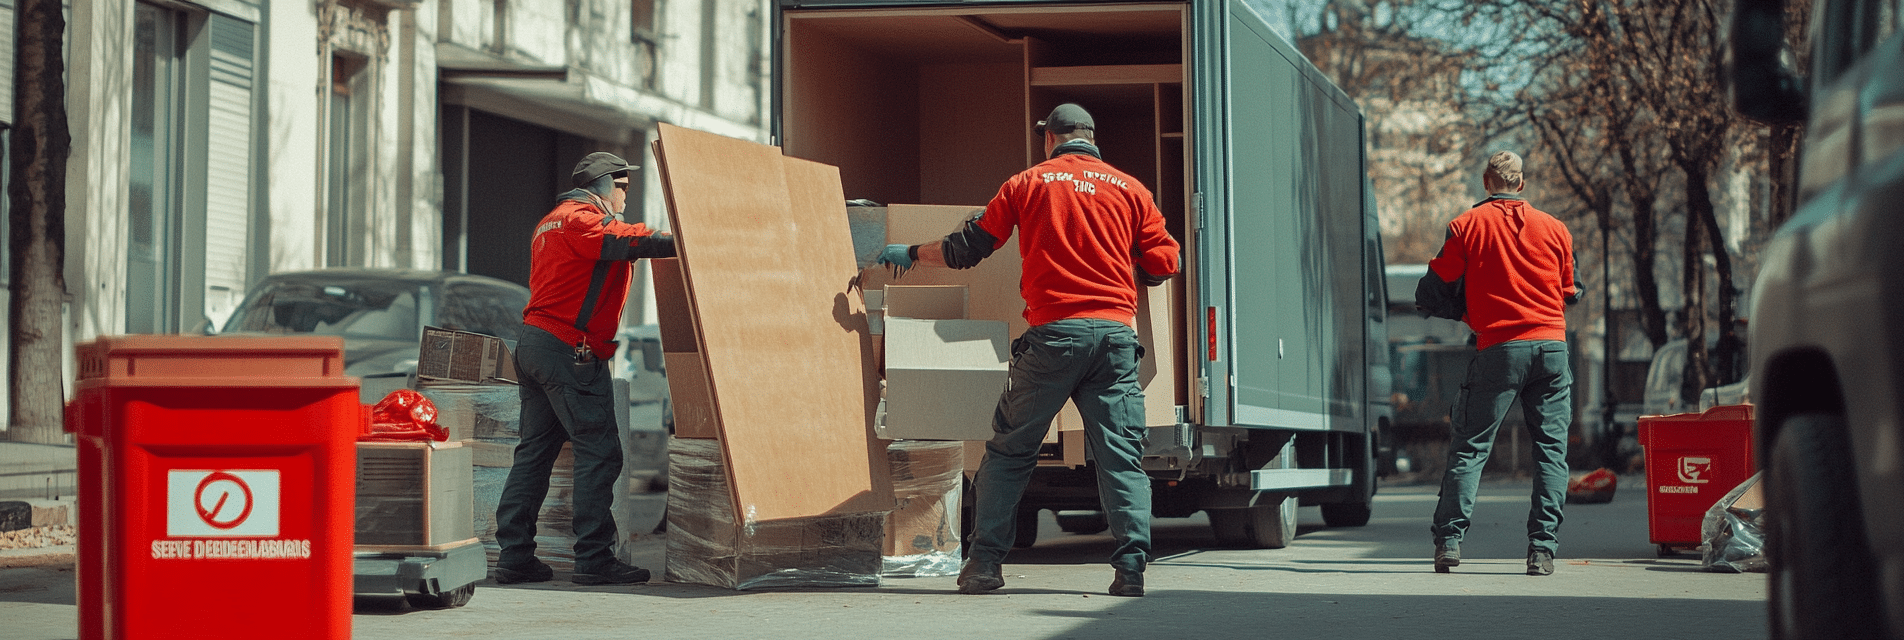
<box><xmin>773</xmin><ymin>0</ymin><xmax>1383</xmax><ymax>543</ymax></box>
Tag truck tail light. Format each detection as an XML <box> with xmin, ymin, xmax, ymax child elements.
<box><xmin>1207</xmin><ymin>307</ymin><xmax>1217</xmax><ymax>361</ymax></box>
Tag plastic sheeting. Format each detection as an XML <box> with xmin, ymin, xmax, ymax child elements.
<box><xmin>881</xmin><ymin>440</ymin><xmax>963</xmax><ymax>578</ymax></box>
<box><xmin>664</xmin><ymin>437</ymin><xmax>885</xmax><ymax>589</ymax></box>
<box><xmin>425</xmin><ymin>381</ymin><xmax>649</xmax><ymax>573</ymax></box>
<box><xmin>1702</xmin><ymin>472</ymin><xmax>1768</xmax><ymax>573</ymax></box>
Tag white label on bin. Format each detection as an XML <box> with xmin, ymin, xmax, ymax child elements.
<box><xmin>167</xmin><ymin>470</ymin><xmax>279</xmax><ymax>537</ymax></box>
<box><xmin>1675</xmin><ymin>457</ymin><xmax>1713</xmax><ymax>484</ymax></box>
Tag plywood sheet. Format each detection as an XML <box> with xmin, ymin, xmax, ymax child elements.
<box><xmin>653</xmin><ymin>123</ymin><xmax>890</xmax><ymax>521</ymax></box>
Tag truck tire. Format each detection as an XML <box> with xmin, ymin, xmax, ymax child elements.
<box><xmin>1320</xmin><ymin>502</ymin><xmax>1372</xmax><ymax>527</ymax></box>
<box><xmin>1054</xmin><ymin>511</ymin><xmax>1110</xmax><ymax>535</ymax></box>
<box><xmin>1013</xmin><ymin>508</ymin><xmax>1041</xmax><ymax>549</ymax></box>
<box><xmin>1767</xmin><ymin>414</ymin><xmax>1886</xmax><ymax>640</ymax></box>
<box><xmin>1207</xmin><ymin>497</ymin><xmax>1296</xmax><ymax>549</ymax></box>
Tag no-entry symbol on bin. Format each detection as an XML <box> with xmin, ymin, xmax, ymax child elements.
<box><xmin>168</xmin><ymin>470</ymin><xmax>280</xmax><ymax>537</ymax></box>
<box><xmin>1676</xmin><ymin>457</ymin><xmax>1713</xmax><ymax>484</ymax></box>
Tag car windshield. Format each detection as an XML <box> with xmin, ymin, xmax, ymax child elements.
<box><xmin>224</xmin><ymin>278</ymin><xmax>425</xmax><ymax>341</ymax></box>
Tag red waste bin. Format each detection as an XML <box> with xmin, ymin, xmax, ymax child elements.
<box><xmin>1638</xmin><ymin>404</ymin><xmax>1756</xmax><ymax>557</ymax></box>
<box><xmin>65</xmin><ymin>336</ymin><xmax>359</xmax><ymax>640</ymax></box>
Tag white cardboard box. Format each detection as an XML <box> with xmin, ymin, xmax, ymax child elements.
<box><xmin>880</xmin><ymin>317</ymin><xmax>1010</xmax><ymax>440</ymax></box>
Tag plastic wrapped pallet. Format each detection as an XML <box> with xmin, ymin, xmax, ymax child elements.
<box><xmin>881</xmin><ymin>440</ymin><xmax>963</xmax><ymax>577</ymax></box>
<box><xmin>664</xmin><ymin>437</ymin><xmax>884</xmax><ymax>589</ymax></box>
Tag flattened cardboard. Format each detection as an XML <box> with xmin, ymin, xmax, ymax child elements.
<box><xmin>881</xmin><ymin>317</ymin><xmax>1010</xmax><ymax>441</ymax></box>
<box><xmin>663</xmin><ymin>353</ymin><xmax>719</xmax><ymax>439</ymax></box>
<box><xmin>653</xmin><ymin>123</ymin><xmax>890</xmax><ymax>521</ymax></box>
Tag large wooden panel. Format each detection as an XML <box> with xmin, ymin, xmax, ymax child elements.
<box><xmin>653</xmin><ymin>123</ymin><xmax>890</xmax><ymax>521</ymax></box>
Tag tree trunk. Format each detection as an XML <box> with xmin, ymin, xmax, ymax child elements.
<box><xmin>1685</xmin><ymin>166</ymin><xmax>1743</xmax><ymax>385</ymax></box>
<box><xmin>1680</xmin><ymin>213</ymin><xmax>1711</xmax><ymax>406</ymax></box>
<box><xmin>1766</xmin><ymin>124</ymin><xmax>1802</xmax><ymax>230</ymax></box>
<box><xmin>7</xmin><ymin>0</ymin><xmax>70</xmax><ymax>444</ymax></box>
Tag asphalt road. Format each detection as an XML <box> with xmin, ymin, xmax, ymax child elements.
<box><xmin>0</xmin><ymin>475</ymin><xmax>1766</xmax><ymax>640</ymax></box>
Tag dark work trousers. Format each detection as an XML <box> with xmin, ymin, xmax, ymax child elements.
<box><xmin>495</xmin><ymin>324</ymin><xmax>624</xmax><ymax>570</ymax></box>
<box><xmin>968</xmin><ymin>318</ymin><xmax>1153</xmax><ymax>573</ymax></box>
<box><xmin>1431</xmin><ymin>339</ymin><xmax>1573</xmax><ymax>555</ymax></box>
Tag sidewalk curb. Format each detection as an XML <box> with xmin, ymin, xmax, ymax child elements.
<box><xmin>0</xmin><ymin>544</ymin><xmax>74</xmax><ymax>569</ymax></box>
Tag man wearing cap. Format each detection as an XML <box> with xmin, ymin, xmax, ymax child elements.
<box><xmin>493</xmin><ymin>151</ymin><xmax>676</xmax><ymax>585</ymax></box>
<box><xmin>1422</xmin><ymin>150</ymin><xmax>1578</xmax><ymax>577</ymax></box>
<box><xmin>876</xmin><ymin>103</ymin><xmax>1180</xmax><ymax>597</ymax></box>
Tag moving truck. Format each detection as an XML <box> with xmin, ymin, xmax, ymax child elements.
<box><xmin>773</xmin><ymin>0</ymin><xmax>1389</xmax><ymax>549</ymax></box>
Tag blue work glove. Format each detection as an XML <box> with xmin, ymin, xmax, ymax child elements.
<box><xmin>876</xmin><ymin>244</ymin><xmax>915</xmax><ymax>278</ymax></box>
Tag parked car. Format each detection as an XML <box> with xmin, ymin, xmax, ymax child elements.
<box><xmin>1730</xmin><ymin>0</ymin><xmax>1904</xmax><ymax>637</ymax></box>
<box><xmin>216</xmin><ymin>268</ymin><xmax>530</xmax><ymax>402</ymax></box>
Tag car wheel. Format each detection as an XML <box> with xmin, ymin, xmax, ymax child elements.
<box><xmin>1767</xmin><ymin>413</ymin><xmax>1886</xmax><ymax>639</ymax></box>
<box><xmin>1054</xmin><ymin>510</ymin><xmax>1110</xmax><ymax>535</ymax></box>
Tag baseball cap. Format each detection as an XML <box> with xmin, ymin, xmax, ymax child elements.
<box><xmin>1034</xmin><ymin>103</ymin><xmax>1095</xmax><ymax>138</ymax></box>
<box><xmin>572</xmin><ymin>152</ymin><xmax>637</xmax><ymax>188</ymax></box>
<box><xmin>1486</xmin><ymin>151</ymin><xmax>1523</xmax><ymax>186</ymax></box>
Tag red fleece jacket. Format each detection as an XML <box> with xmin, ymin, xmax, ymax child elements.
<box><xmin>1428</xmin><ymin>196</ymin><xmax>1576</xmax><ymax>350</ymax></box>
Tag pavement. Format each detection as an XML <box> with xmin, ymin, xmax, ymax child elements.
<box><xmin>0</xmin><ymin>473</ymin><xmax>1768</xmax><ymax>640</ymax></box>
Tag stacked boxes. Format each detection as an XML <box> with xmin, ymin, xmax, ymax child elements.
<box><xmin>881</xmin><ymin>440</ymin><xmax>964</xmax><ymax>577</ymax></box>
<box><xmin>664</xmin><ymin>438</ymin><xmax>883</xmax><ymax>589</ymax></box>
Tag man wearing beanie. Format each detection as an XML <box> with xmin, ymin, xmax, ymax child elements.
<box><xmin>876</xmin><ymin>103</ymin><xmax>1180</xmax><ymax>597</ymax></box>
<box><xmin>494</xmin><ymin>151</ymin><xmax>677</xmax><ymax>586</ymax></box>
<box><xmin>1420</xmin><ymin>150</ymin><xmax>1578</xmax><ymax>577</ymax></box>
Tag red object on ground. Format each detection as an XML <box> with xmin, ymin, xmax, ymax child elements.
<box><xmin>1567</xmin><ymin>467</ymin><xmax>1618</xmax><ymax>503</ymax></box>
<box><xmin>1638</xmin><ymin>404</ymin><xmax>1757</xmax><ymax>554</ymax></box>
<box><xmin>64</xmin><ymin>336</ymin><xmax>359</xmax><ymax>640</ymax></box>
<box><xmin>363</xmin><ymin>388</ymin><xmax>448</xmax><ymax>442</ymax></box>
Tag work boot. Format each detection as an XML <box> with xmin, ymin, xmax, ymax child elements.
<box><xmin>1108</xmin><ymin>568</ymin><xmax>1145</xmax><ymax>597</ymax></box>
<box><xmin>572</xmin><ymin>560</ymin><xmax>652</xmax><ymax>585</ymax></box>
<box><xmin>1433</xmin><ymin>541</ymin><xmax>1460</xmax><ymax>574</ymax></box>
<box><xmin>492</xmin><ymin>559</ymin><xmax>554</xmax><ymax>584</ymax></box>
<box><xmin>1527</xmin><ymin>549</ymin><xmax>1555</xmax><ymax>576</ymax></box>
<box><xmin>957</xmin><ymin>560</ymin><xmax>1005</xmax><ymax>594</ymax></box>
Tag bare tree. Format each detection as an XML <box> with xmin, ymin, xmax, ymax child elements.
<box><xmin>8</xmin><ymin>0</ymin><xmax>70</xmax><ymax>444</ymax></box>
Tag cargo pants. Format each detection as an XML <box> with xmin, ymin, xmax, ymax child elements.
<box><xmin>1431</xmin><ymin>339</ymin><xmax>1573</xmax><ymax>555</ymax></box>
<box><xmin>496</xmin><ymin>324</ymin><xmax>625</xmax><ymax>571</ymax></box>
<box><xmin>968</xmin><ymin>318</ymin><xmax>1152</xmax><ymax>573</ymax></box>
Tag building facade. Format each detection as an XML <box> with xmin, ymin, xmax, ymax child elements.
<box><xmin>8</xmin><ymin>0</ymin><xmax>770</xmax><ymax>443</ymax></box>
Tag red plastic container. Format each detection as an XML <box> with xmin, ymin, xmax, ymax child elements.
<box><xmin>1637</xmin><ymin>404</ymin><xmax>1756</xmax><ymax>556</ymax></box>
<box><xmin>65</xmin><ymin>336</ymin><xmax>359</xmax><ymax>640</ymax></box>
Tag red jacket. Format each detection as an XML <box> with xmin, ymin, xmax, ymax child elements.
<box><xmin>523</xmin><ymin>195</ymin><xmax>674</xmax><ymax>358</ymax></box>
<box><xmin>1428</xmin><ymin>196</ymin><xmax>1576</xmax><ymax>350</ymax></box>
<box><xmin>976</xmin><ymin>151</ymin><xmax>1180</xmax><ymax>327</ymax></box>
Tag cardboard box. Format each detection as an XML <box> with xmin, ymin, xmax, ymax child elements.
<box><xmin>884</xmin><ymin>285</ymin><xmax>968</xmax><ymax>320</ymax></box>
<box><xmin>881</xmin><ymin>317</ymin><xmax>1009</xmax><ymax>440</ymax></box>
<box><xmin>416</xmin><ymin>383</ymin><xmax>520</xmax><ymax>442</ymax></box>
<box><xmin>354</xmin><ymin>441</ymin><xmax>476</xmax><ymax>549</ymax></box>
<box><xmin>882</xmin><ymin>441</ymin><xmax>964</xmax><ymax>563</ymax></box>
<box><xmin>418</xmin><ymin>326</ymin><xmax>517</xmax><ymax>385</ymax></box>
<box><xmin>664</xmin><ymin>438</ymin><xmax>883</xmax><ymax>589</ymax></box>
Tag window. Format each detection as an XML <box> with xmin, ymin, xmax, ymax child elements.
<box><xmin>327</xmin><ymin>53</ymin><xmax>368</xmax><ymax>267</ymax></box>
<box><xmin>129</xmin><ymin>5</ymin><xmax>260</xmax><ymax>333</ymax></box>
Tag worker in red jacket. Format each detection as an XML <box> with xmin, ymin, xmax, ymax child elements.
<box><xmin>879</xmin><ymin>104</ymin><xmax>1181</xmax><ymax>597</ymax></box>
<box><xmin>1421</xmin><ymin>150</ymin><xmax>1578</xmax><ymax>577</ymax></box>
<box><xmin>494</xmin><ymin>152</ymin><xmax>675</xmax><ymax>586</ymax></box>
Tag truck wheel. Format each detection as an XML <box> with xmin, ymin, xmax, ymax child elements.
<box><xmin>1013</xmin><ymin>508</ymin><xmax>1041</xmax><ymax>549</ymax></box>
<box><xmin>1767</xmin><ymin>414</ymin><xmax>1886</xmax><ymax>640</ymax></box>
<box><xmin>406</xmin><ymin>583</ymin><xmax>474</xmax><ymax>609</ymax></box>
<box><xmin>1207</xmin><ymin>508</ymin><xmax>1249</xmax><ymax>546</ymax></box>
<box><xmin>1208</xmin><ymin>498</ymin><xmax>1296</xmax><ymax>549</ymax></box>
<box><xmin>1243</xmin><ymin>497</ymin><xmax>1297</xmax><ymax>549</ymax></box>
<box><xmin>1054</xmin><ymin>511</ymin><xmax>1109</xmax><ymax>535</ymax></box>
<box><xmin>1320</xmin><ymin>502</ymin><xmax>1372</xmax><ymax>527</ymax></box>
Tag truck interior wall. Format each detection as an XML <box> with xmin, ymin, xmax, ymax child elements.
<box><xmin>784</xmin><ymin>27</ymin><xmax>922</xmax><ymax>204</ymax></box>
<box><xmin>783</xmin><ymin>5</ymin><xmax>1195</xmax><ymax>423</ymax></box>
<box><xmin>918</xmin><ymin>62</ymin><xmax>1027</xmax><ymax>205</ymax></box>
